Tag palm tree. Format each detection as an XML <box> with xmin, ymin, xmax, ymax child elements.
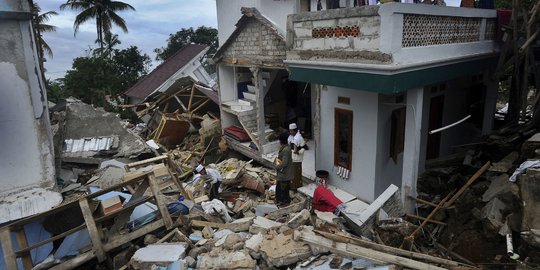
<box><xmin>93</xmin><ymin>32</ymin><xmax>121</xmax><ymax>58</ymax></box>
<box><xmin>60</xmin><ymin>0</ymin><xmax>135</xmax><ymax>49</ymax></box>
<box><xmin>32</xmin><ymin>3</ymin><xmax>58</xmax><ymax>59</ymax></box>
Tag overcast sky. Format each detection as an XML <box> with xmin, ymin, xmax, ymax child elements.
<box><xmin>37</xmin><ymin>0</ymin><xmax>218</xmax><ymax>80</ymax></box>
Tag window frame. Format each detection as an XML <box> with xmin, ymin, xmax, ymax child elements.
<box><xmin>334</xmin><ymin>108</ymin><xmax>353</xmax><ymax>170</ymax></box>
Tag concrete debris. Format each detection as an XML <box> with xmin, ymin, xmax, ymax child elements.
<box><xmin>259</xmin><ymin>232</ymin><xmax>312</xmax><ymax>267</ymax></box>
<box><xmin>481</xmin><ymin>174</ymin><xmax>516</xmax><ymax>202</ymax></box>
<box><xmin>196</xmin><ymin>250</ymin><xmax>256</xmax><ymax>269</ymax></box>
<box><xmin>130</xmin><ymin>243</ymin><xmax>188</xmax><ymax>269</ymax></box>
<box><xmin>287</xmin><ymin>209</ymin><xmax>311</xmax><ymax>229</ymax></box>
<box><xmin>249</xmin><ymin>216</ymin><xmax>283</xmax><ymax>234</ymax></box>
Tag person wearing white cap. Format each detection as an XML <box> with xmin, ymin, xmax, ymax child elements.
<box><xmin>287</xmin><ymin>123</ymin><xmax>307</xmax><ymax>191</ymax></box>
<box><xmin>193</xmin><ymin>164</ymin><xmax>223</xmax><ymax>199</ymax></box>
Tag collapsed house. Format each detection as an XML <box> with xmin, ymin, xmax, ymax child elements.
<box><xmin>214</xmin><ymin>0</ymin><xmax>500</xmax><ymax>209</ymax></box>
<box><xmin>124</xmin><ymin>44</ymin><xmax>215</xmax><ymax>105</ymax></box>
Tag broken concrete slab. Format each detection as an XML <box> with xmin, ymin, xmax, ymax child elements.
<box><xmin>130</xmin><ymin>243</ymin><xmax>188</xmax><ymax>270</ymax></box>
<box><xmin>93</xmin><ymin>166</ymin><xmax>126</xmax><ymax>190</ymax></box>
<box><xmin>481</xmin><ymin>197</ymin><xmax>507</xmax><ymax>232</ymax></box>
<box><xmin>197</xmin><ymin>250</ymin><xmax>256</xmax><ymax>269</ymax></box>
<box><xmin>482</xmin><ymin>174</ymin><xmax>515</xmax><ymax>202</ymax></box>
<box><xmin>245</xmin><ymin>233</ymin><xmax>264</xmax><ymax>253</ymax></box>
<box><xmin>249</xmin><ymin>216</ymin><xmax>283</xmax><ymax>234</ymax></box>
<box><xmin>342</xmin><ymin>185</ymin><xmax>402</xmax><ymax>238</ymax></box>
<box><xmin>489</xmin><ymin>152</ymin><xmax>518</xmax><ymax>173</ymax></box>
<box><xmin>214</xmin><ymin>233</ymin><xmax>244</xmax><ymax>250</ymax></box>
<box><xmin>63</xmin><ymin>100</ymin><xmax>150</xmax><ymax>162</ymax></box>
<box><xmin>255</xmin><ymin>204</ymin><xmax>279</xmax><ymax>216</ymax></box>
<box><xmin>287</xmin><ymin>209</ymin><xmax>311</xmax><ymax>229</ymax></box>
<box><xmin>259</xmin><ymin>232</ymin><xmax>312</xmax><ymax>267</ymax></box>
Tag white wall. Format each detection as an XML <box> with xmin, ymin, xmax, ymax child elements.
<box><xmin>218</xmin><ymin>65</ymin><xmax>239</xmax><ymax>128</ymax></box>
<box><xmin>316</xmin><ymin>85</ymin><xmax>379</xmax><ymax>202</ymax></box>
<box><xmin>216</xmin><ymin>0</ymin><xmax>298</xmax><ymax>45</ymax></box>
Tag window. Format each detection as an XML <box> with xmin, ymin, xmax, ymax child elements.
<box><xmin>390</xmin><ymin>107</ymin><xmax>406</xmax><ymax>163</ymax></box>
<box><xmin>334</xmin><ymin>108</ymin><xmax>353</xmax><ymax>170</ymax></box>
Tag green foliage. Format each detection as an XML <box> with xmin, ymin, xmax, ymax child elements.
<box><xmin>154</xmin><ymin>26</ymin><xmax>218</xmax><ymax>62</ymax></box>
<box><xmin>60</xmin><ymin>0</ymin><xmax>135</xmax><ymax>49</ymax></box>
<box><xmin>46</xmin><ymin>79</ymin><xmax>67</xmax><ymax>103</ymax></box>
<box><xmin>61</xmin><ymin>46</ymin><xmax>150</xmax><ymax>108</ymax></box>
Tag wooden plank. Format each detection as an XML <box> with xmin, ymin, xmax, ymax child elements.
<box><xmin>0</xmin><ymin>228</ymin><xmax>18</xmax><ymax>270</ymax></box>
<box><xmin>295</xmin><ymin>229</ymin><xmax>448</xmax><ymax>270</ymax></box>
<box><xmin>187</xmin><ymin>84</ymin><xmax>196</xmax><ymax>111</ymax></box>
<box><xmin>16</xmin><ymin>224</ymin><xmax>86</xmax><ymax>256</ymax></box>
<box><xmin>148</xmin><ymin>173</ymin><xmax>174</xmax><ymax>229</ymax></box>
<box><xmin>15</xmin><ymin>228</ymin><xmax>34</xmax><ymax>269</ymax></box>
<box><xmin>314</xmin><ymin>230</ymin><xmax>463</xmax><ymax>268</ymax></box>
<box><xmin>125</xmin><ymin>155</ymin><xmax>168</xmax><ymax>170</ymax></box>
<box><xmin>406</xmin><ymin>214</ymin><xmax>447</xmax><ymax>226</ymax></box>
<box><xmin>79</xmin><ymin>198</ymin><xmax>106</xmax><ymax>262</ymax></box>
<box><xmin>444</xmin><ymin>161</ymin><xmax>490</xmax><ymax>207</ymax></box>
<box><xmin>95</xmin><ymin>196</ymin><xmax>153</xmax><ymax>223</ymax></box>
<box><xmin>156</xmin><ymin>228</ymin><xmax>195</xmax><ymax>248</ymax></box>
<box><xmin>103</xmin><ymin>219</ymin><xmax>164</xmax><ymax>251</ymax></box>
<box><xmin>49</xmin><ymin>250</ymin><xmax>95</xmax><ymax>270</ymax></box>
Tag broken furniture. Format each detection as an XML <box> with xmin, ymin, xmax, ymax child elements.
<box><xmin>0</xmin><ymin>171</ymin><xmax>174</xmax><ymax>270</ymax></box>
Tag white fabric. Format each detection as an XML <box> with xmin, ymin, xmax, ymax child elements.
<box><xmin>289</xmin><ymin>123</ymin><xmax>297</xmax><ymax>130</ymax></box>
<box><xmin>201</xmin><ymin>199</ymin><xmax>232</xmax><ymax>222</ymax></box>
<box><xmin>193</xmin><ymin>168</ymin><xmax>222</xmax><ymax>184</ymax></box>
<box><xmin>288</xmin><ymin>132</ymin><xmax>306</xmax><ymax>162</ymax></box>
<box><xmin>195</xmin><ymin>164</ymin><xmax>204</xmax><ymax>173</ymax></box>
<box><xmin>509</xmin><ymin>160</ymin><xmax>540</xmax><ymax>182</ymax></box>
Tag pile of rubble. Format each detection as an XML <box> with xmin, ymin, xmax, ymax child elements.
<box><xmin>4</xmin><ymin>97</ymin><xmax>540</xmax><ymax>270</ymax></box>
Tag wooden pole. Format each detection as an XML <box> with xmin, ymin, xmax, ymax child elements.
<box><xmin>444</xmin><ymin>161</ymin><xmax>490</xmax><ymax>207</ymax></box>
<box><xmin>0</xmin><ymin>227</ymin><xmax>18</xmax><ymax>270</ymax></box>
<box><xmin>148</xmin><ymin>173</ymin><xmax>174</xmax><ymax>229</ymax></box>
<box><xmin>314</xmin><ymin>230</ymin><xmax>465</xmax><ymax>268</ymax></box>
<box><xmin>79</xmin><ymin>198</ymin><xmax>107</xmax><ymax>262</ymax></box>
<box><xmin>295</xmin><ymin>229</ymin><xmax>449</xmax><ymax>270</ymax></box>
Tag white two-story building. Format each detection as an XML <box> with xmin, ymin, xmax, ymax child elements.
<box><xmin>214</xmin><ymin>0</ymin><xmax>499</xmax><ymax>210</ymax></box>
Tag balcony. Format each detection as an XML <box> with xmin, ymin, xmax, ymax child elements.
<box><xmin>285</xmin><ymin>3</ymin><xmax>499</xmax><ymax>93</ymax></box>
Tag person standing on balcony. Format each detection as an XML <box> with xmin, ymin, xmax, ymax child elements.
<box><xmin>288</xmin><ymin>123</ymin><xmax>307</xmax><ymax>192</ymax></box>
<box><xmin>275</xmin><ymin>133</ymin><xmax>294</xmax><ymax>206</ymax></box>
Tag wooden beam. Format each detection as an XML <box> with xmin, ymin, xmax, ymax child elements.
<box><xmin>406</xmin><ymin>214</ymin><xmax>447</xmax><ymax>226</ymax></box>
<box><xmin>187</xmin><ymin>84</ymin><xmax>196</xmax><ymax>111</ymax></box>
<box><xmin>125</xmin><ymin>155</ymin><xmax>168</xmax><ymax>170</ymax></box>
<box><xmin>103</xmin><ymin>219</ymin><xmax>164</xmax><ymax>251</ymax></box>
<box><xmin>173</xmin><ymin>95</ymin><xmax>188</xmax><ymax>111</ymax></box>
<box><xmin>79</xmin><ymin>198</ymin><xmax>107</xmax><ymax>262</ymax></box>
<box><xmin>148</xmin><ymin>173</ymin><xmax>174</xmax><ymax>229</ymax></box>
<box><xmin>295</xmin><ymin>229</ymin><xmax>448</xmax><ymax>270</ymax></box>
<box><xmin>191</xmin><ymin>98</ymin><xmax>211</xmax><ymax>114</ymax></box>
<box><xmin>444</xmin><ymin>161</ymin><xmax>490</xmax><ymax>207</ymax></box>
<box><xmin>314</xmin><ymin>230</ymin><xmax>464</xmax><ymax>268</ymax></box>
<box><xmin>49</xmin><ymin>250</ymin><xmax>95</xmax><ymax>270</ymax></box>
<box><xmin>15</xmin><ymin>228</ymin><xmax>34</xmax><ymax>269</ymax></box>
<box><xmin>0</xmin><ymin>227</ymin><xmax>18</xmax><ymax>270</ymax></box>
<box><xmin>16</xmin><ymin>224</ymin><xmax>86</xmax><ymax>256</ymax></box>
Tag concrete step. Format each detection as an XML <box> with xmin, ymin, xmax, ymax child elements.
<box><xmin>242</xmin><ymin>91</ymin><xmax>256</xmax><ymax>101</ymax></box>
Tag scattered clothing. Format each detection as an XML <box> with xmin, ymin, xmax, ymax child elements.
<box><xmin>509</xmin><ymin>160</ymin><xmax>540</xmax><ymax>182</ymax></box>
<box><xmin>313</xmin><ymin>185</ymin><xmax>343</xmax><ymax>213</ymax></box>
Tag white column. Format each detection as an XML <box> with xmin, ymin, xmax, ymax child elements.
<box><xmin>401</xmin><ymin>87</ymin><xmax>424</xmax><ymax>213</ymax></box>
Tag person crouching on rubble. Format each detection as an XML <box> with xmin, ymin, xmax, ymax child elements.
<box><xmin>194</xmin><ymin>164</ymin><xmax>222</xmax><ymax>199</ymax></box>
<box><xmin>275</xmin><ymin>132</ymin><xmax>294</xmax><ymax>207</ymax></box>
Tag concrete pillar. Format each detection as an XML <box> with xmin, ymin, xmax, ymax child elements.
<box><xmin>401</xmin><ymin>87</ymin><xmax>425</xmax><ymax>213</ymax></box>
<box><xmin>251</xmin><ymin>67</ymin><xmax>266</xmax><ymax>145</ymax></box>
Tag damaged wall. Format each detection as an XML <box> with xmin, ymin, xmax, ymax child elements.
<box><xmin>0</xmin><ymin>0</ymin><xmax>62</xmax><ymax>223</ymax></box>
<box><xmin>216</xmin><ymin>0</ymin><xmax>298</xmax><ymax>46</ymax></box>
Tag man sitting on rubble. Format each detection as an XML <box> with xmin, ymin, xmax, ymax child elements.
<box><xmin>193</xmin><ymin>164</ymin><xmax>222</xmax><ymax>199</ymax></box>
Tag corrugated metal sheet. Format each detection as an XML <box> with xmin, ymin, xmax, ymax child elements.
<box><xmin>64</xmin><ymin>137</ymin><xmax>116</xmax><ymax>153</ymax></box>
